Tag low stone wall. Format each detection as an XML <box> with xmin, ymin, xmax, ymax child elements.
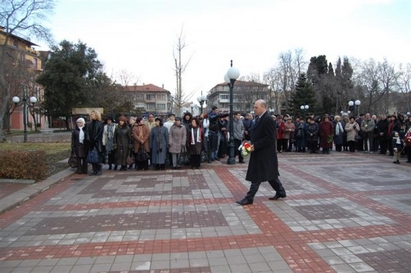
<box><xmin>5</xmin><ymin>131</ymin><xmax>71</xmax><ymax>143</ymax></box>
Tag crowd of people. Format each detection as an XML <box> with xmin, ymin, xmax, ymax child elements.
<box><xmin>71</xmin><ymin>108</ymin><xmax>411</xmax><ymax>176</ymax></box>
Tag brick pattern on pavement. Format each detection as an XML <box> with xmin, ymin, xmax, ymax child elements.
<box><xmin>0</xmin><ymin>152</ymin><xmax>410</xmax><ymax>273</ymax></box>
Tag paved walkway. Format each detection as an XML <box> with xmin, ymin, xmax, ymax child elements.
<box><xmin>0</xmin><ymin>152</ymin><xmax>410</xmax><ymax>273</ymax></box>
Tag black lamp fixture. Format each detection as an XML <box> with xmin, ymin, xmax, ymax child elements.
<box><xmin>12</xmin><ymin>89</ymin><xmax>37</xmax><ymax>143</ymax></box>
<box><xmin>224</xmin><ymin>60</ymin><xmax>240</xmax><ymax>165</ymax></box>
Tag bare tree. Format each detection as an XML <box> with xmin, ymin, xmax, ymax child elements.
<box><xmin>377</xmin><ymin>58</ymin><xmax>400</xmax><ymax>113</ymax></box>
<box><xmin>396</xmin><ymin>63</ymin><xmax>411</xmax><ymax>113</ymax></box>
<box><xmin>352</xmin><ymin>58</ymin><xmax>400</xmax><ymax>114</ymax></box>
<box><xmin>263</xmin><ymin>67</ymin><xmax>283</xmax><ymax>113</ymax></box>
<box><xmin>173</xmin><ymin>26</ymin><xmax>192</xmax><ymax>116</ymax></box>
<box><xmin>0</xmin><ymin>0</ymin><xmax>55</xmax><ymax>141</ymax></box>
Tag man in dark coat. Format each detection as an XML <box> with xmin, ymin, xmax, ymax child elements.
<box><xmin>236</xmin><ymin>100</ymin><xmax>287</xmax><ymax>206</ymax></box>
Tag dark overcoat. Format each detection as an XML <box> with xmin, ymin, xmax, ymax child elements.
<box><xmin>245</xmin><ymin>111</ymin><xmax>279</xmax><ymax>183</ymax></box>
<box><xmin>71</xmin><ymin>124</ymin><xmax>89</xmax><ymax>158</ymax></box>
<box><xmin>319</xmin><ymin>121</ymin><xmax>334</xmax><ymax>148</ymax></box>
<box><xmin>86</xmin><ymin>119</ymin><xmax>105</xmax><ymax>162</ymax></box>
<box><xmin>114</xmin><ymin>126</ymin><xmax>130</xmax><ymax>166</ymax></box>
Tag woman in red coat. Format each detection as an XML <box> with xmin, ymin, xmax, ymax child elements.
<box><xmin>319</xmin><ymin>115</ymin><xmax>334</xmax><ymax>154</ymax></box>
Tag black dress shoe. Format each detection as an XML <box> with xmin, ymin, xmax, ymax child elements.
<box><xmin>269</xmin><ymin>194</ymin><xmax>287</xmax><ymax>200</ymax></box>
<box><xmin>236</xmin><ymin>198</ymin><xmax>253</xmax><ymax>206</ymax></box>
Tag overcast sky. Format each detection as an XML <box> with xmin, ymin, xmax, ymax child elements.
<box><xmin>41</xmin><ymin>0</ymin><xmax>411</xmax><ymax>104</ymax></box>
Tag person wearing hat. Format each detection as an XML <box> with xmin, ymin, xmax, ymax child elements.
<box><xmin>169</xmin><ymin>117</ymin><xmax>186</xmax><ymax>169</ymax></box>
<box><xmin>132</xmin><ymin>117</ymin><xmax>150</xmax><ymax>170</ymax></box>
<box><xmin>71</xmin><ymin>117</ymin><xmax>89</xmax><ymax>174</ymax></box>
<box><xmin>103</xmin><ymin>116</ymin><xmax>117</xmax><ymax>170</ymax></box>
<box><xmin>114</xmin><ymin>116</ymin><xmax>131</xmax><ymax>171</ymax></box>
<box><xmin>150</xmin><ymin>117</ymin><xmax>169</xmax><ymax>170</ymax></box>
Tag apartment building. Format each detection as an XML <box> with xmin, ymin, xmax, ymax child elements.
<box><xmin>0</xmin><ymin>26</ymin><xmax>45</xmax><ymax>131</ymax></box>
<box><xmin>206</xmin><ymin>80</ymin><xmax>270</xmax><ymax>113</ymax></box>
<box><xmin>123</xmin><ymin>84</ymin><xmax>173</xmax><ymax>118</ymax></box>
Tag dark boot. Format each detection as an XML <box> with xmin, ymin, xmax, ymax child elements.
<box><xmin>114</xmin><ymin>165</ymin><xmax>118</xmax><ymax>170</ymax></box>
<box><xmin>89</xmin><ymin>164</ymin><xmax>97</xmax><ymax>175</ymax></box>
<box><xmin>96</xmin><ymin>164</ymin><xmax>102</xmax><ymax>175</ymax></box>
<box><xmin>108</xmin><ymin>164</ymin><xmax>112</xmax><ymax>170</ymax></box>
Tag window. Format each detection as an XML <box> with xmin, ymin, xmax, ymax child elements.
<box><xmin>220</xmin><ymin>95</ymin><xmax>229</xmax><ymax>100</ymax></box>
<box><xmin>157</xmin><ymin>104</ymin><xmax>166</xmax><ymax>110</ymax></box>
<box><xmin>146</xmin><ymin>103</ymin><xmax>156</xmax><ymax>110</ymax></box>
<box><xmin>146</xmin><ymin>94</ymin><xmax>155</xmax><ymax>100</ymax></box>
<box><xmin>135</xmin><ymin>94</ymin><xmax>144</xmax><ymax>100</ymax></box>
<box><xmin>157</xmin><ymin>94</ymin><xmax>165</xmax><ymax>100</ymax></box>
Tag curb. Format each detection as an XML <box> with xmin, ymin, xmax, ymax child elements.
<box><xmin>0</xmin><ymin>168</ymin><xmax>74</xmax><ymax>214</ymax></box>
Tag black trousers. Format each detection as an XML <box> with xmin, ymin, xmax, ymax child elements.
<box><xmin>190</xmin><ymin>154</ymin><xmax>201</xmax><ymax>168</ymax></box>
<box><xmin>76</xmin><ymin>157</ymin><xmax>88</xmax><ymax>173</ymax></box>
<box><xmin>245</xmin><ymin>177</ymin><xmax>286</xmax><ymax>201</ymax></box>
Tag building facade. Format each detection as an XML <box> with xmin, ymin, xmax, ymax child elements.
<box><xmin>206</xmin><ymin>80</ymin><xmax>270</xmax><ymax>114</ymax></box>
<box><xmin>0</xmin><ymin>26</ymin><xmax>45</xmax><ymax>131</ymax></box>
<box><xmin>123</xmin><ymin>84</ymin><xmax>173</xmax><ymax>118</ymax></box>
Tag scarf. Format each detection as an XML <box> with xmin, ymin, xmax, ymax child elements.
<box><xmin>336</xmin><ymin>122</ymin><xmax>343</xmax><ymax>136</ymax></box>
<box><xmin>79</xmin><ymin>126</ymin><xmax>84</xmax><ymax>143</ymax></box>
<box><xmin>190</xmin><ymin>127</ymin><xmax>201</xmax><ymax>145</ymax></box>
<box><xmin>396</xmin><ymin>136</ymin><xmax>401</xmax><ymax>144</ymax></box>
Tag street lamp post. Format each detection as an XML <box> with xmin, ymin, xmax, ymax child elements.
<box><xmin>300</xmin><ymin>104</ymin><xmax>309</xmax><ymax>119</ymax></box>
<box><xmin>12</xmin><ymin>89</ymin><xmax>37</xmax><ymax>143</ymax></box>
<box><xmin>197</xmin><ymin>93</ymin><xmax>207</xmax><ymax>115</ymax></box>
<box><xmin>224</xmin><ymin>60</ymin><xmax>240</xmax><ymax>165</ymax></box>
<box><xmin>190</xmin><ymin>103</ymin><xmax>194</xmax><ymax>115</ymax></box>
<box><xmin>348</xmin><ymin>100</ymin><xmax>361</xmax><ymax>117</ymax></box>
<box><xmin>355</xmin><ymin>100</ymin><xmax>361</xmax><ymax>117</ymax></box>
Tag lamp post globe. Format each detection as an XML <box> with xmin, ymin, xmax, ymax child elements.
<box><xmin>12</xmin><ymin>96</ymin><xmax>20</xmax><ymax>104</ymax></box>
<box><xmin>225</xmin><ymin>60</ymin><xmax>240</xmax><ymax>165</ymax></box>
<box><xmin>190</xmin><ymin>103</ymin><xmax>194</xmax><ymax>115</ymax></box>
<box><xmin>30</xmin><ymin>97</ymin><xmax>37</xmax><ymax>104</ymax></box>
<box><xmin>197</xmin><ymin>94</ymin><xmax>206</xmax><ymax>115</ymax></box>
<box><xmin>348</xmin><ymin>101</ymin><xmax>354</xmax><ymax>107</ymax></box>
<box><xmin>300</xmin><ymin>105</ymin><xmax>309</xmax><ymax>118</ymax></box>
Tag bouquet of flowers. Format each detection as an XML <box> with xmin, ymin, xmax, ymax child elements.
<box><xmin>404</xmin><ymin>131</ymin><xmax>411</xmax><ymax>147</ymax></box>
<box><xmin>327</xmin><ymin>134</ymin><xmax>334</xmax><ymax>144</ymax></box>
<box><xmin>239</xmin><ymin>141</ymin><xmax>252</xmax><ymax>156</ymax></box>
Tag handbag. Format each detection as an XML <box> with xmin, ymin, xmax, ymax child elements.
<box><xmin>87</xmin><ymin>148</ymin><xmax>99</xmax><ymax>164</ymax></box>
<box><xmin>127</xmin><ymin>151</ymin><xmax>135</xmax><ymax>165</ymax></box>
<box><xmin>68</xmin><ymin>153</ymin><xmax>77</xmax><ymax>168</ymax></box>
<box><xmin>178</xmin><ymin>146</ymin><xmax>190</xmax><ymax>166</ymax></box>
<box><xmin>136</xmin><ymin>148</ymin><xmax>150</xmax><ymax>162</ymax></box>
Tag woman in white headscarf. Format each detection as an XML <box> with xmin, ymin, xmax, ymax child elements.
<box><xmin>71</xmin><ymin>117</ymin><xmax>89</xmax><ymax>174</ymax></box>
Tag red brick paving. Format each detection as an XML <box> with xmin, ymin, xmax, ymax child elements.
<box><xmin>0</xmin><ymin>153</ymin><xmax>410</xmax><ymax>272</ymax></box>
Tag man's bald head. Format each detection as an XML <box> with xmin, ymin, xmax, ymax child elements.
<box><xmin>254</xmin><ymin>99</ymin><xmax>267</xmax><ymax>116</ymax></box>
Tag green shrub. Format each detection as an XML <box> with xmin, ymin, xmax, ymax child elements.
<box><xmin>0</xmin><ymin>150</ymin><xmax>48</xmax><ymax>181</ymax></box>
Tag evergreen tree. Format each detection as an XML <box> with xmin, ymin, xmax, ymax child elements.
<box><xmin>37</xmin><ymin>40</ymin><xmax>108</xmax><ymax>129</ymax></box>
<box><xmin>289</xmin><ymin>73</ymin><xmax>317</xmax><ymax>118</ymax></box>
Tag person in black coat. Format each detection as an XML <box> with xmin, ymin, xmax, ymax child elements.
<box><xmin>236</xmin><ymin>100</ymin><xmax>287</xmax><ymax>206</ymax></box>
<box><xmin>86</xmin><ymin>110</ymin><xmax>105</xmax><ymax>175</ymax></box>
<box><xmin>71</xmin><ymin>118</ymin><xmax>89</xmax><ymax>174</ymax></box>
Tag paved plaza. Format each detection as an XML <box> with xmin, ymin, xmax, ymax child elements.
<box><xmin>0</xmin><ymin>152</ymin><xmax>410</xmax><ymax>272</ymax></box>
